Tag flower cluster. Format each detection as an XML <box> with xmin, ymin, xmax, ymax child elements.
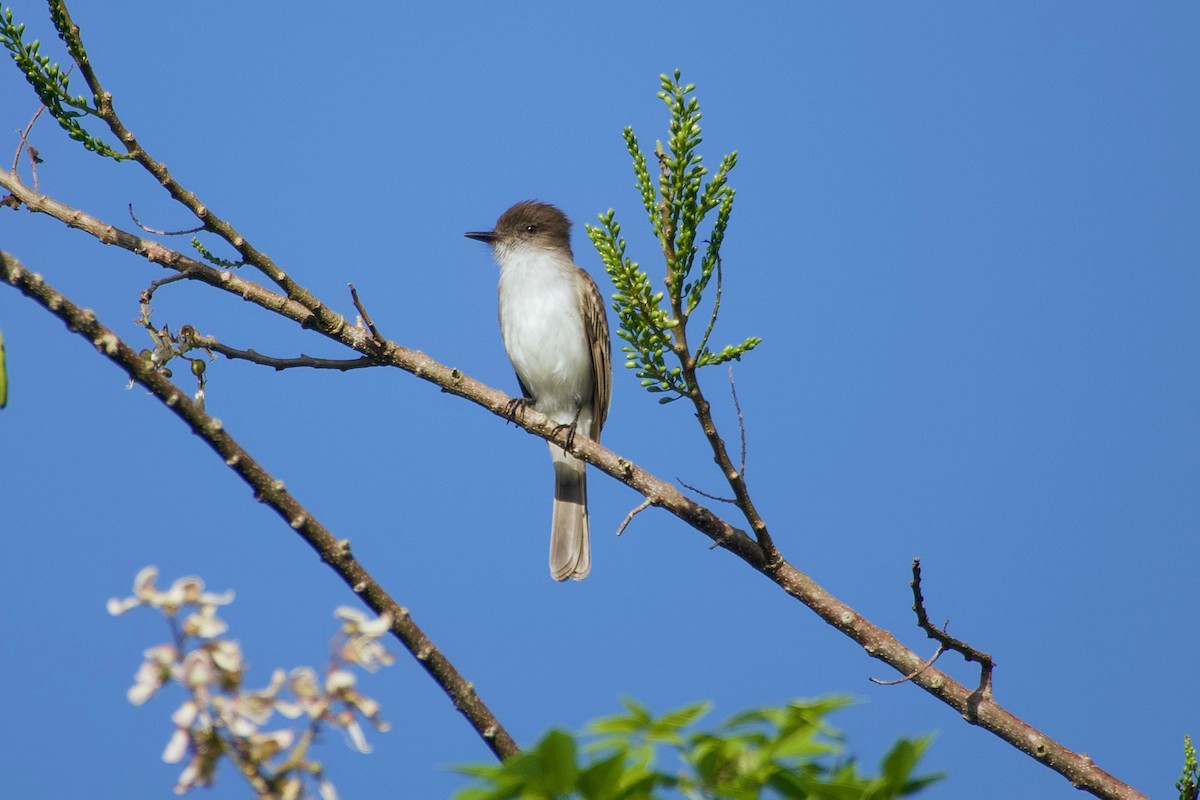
<box><xmin>109</xmin><ymin>567</ymin><xmax>394</xmax><ymax>798</ymax></box>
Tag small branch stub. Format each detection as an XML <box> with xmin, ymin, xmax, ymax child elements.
<box><xmin>909</xmin><ymin>558</ymin><xmax>995</xmax><ymax>706</ymax></box>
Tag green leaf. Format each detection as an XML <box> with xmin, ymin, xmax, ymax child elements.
<box><xmin>654</xmin><ymin>701</ymin><xmax>712</xmax><ymax>734</ymax></box>
<box><xmin>458</xmin><ymin>697</ymin><xmax>941</xmax><ymax>798</ymax></box>
<box><xmin>535</xmin><ymin>730</ymin><xmax>580</xmax><ymax>794</ymax></box>
<box><xmin>576</xmin><ymin>751</ymin><xmax>627</xmax><ymax>800</ymax></box>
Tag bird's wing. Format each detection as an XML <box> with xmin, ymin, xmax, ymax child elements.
<box><xmin>579</xmin><ymin>267</ymin><xmax>611</xmax><ymax>440</ymax></box>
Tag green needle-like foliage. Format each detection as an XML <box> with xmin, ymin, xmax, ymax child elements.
<box><xmin>588</xmin><ymin>71</ymin><xmax>761</xmax><ymax>403</ymax></box>
<box><xmin>1</xmin><ymin>5</ymin><xmax>128</xmax><ymax>160</ymax></box>
<box><xmin>191</xmin><ymin>238</ymin><xmax>244</xmax><ymax>269</ymax></box>
<box><xmin>1180</xmin><ymin>736</ymin><xmax>1198</xmax><ymax>800</ymax></box>
<box><xmin>456</xmin><ymin>696</ymin><xmax>944</xmax><ymax>799</ymax></box>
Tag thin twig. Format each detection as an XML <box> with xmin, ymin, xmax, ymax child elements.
<box><xmin>729</xmin><ymin>366</ymin><xmax>746</xmax><ymax>477</ymax></box>
<box><xmin>10</xmin><ymin>69</ymin><xmax>62</xmax><ymax>175</ymax></box>
<box><xmin>869</xmin><ymin>644</ymin><xmax>946</xmax><ymax>686</ymax></box>
<box><xmin>349</xmin><ymin>283</ymin><xmax>383</xmax><ymax>342</ymax></box>
<box><xmin>694</xmin><ymin>244</ymin><xmax>723</xmax><ymax>363</ymax></box>
<box><xmin>140</xmin><ymin>272</ymin><xmax>191</xmax><ymax>305</ymax></box>
<box><xmin>615</xmin><ymin>499</ymin><xmax>652</xmax><ymax>536</ymax></box>
<box><xmin>128</xmin><ymin>203</ymin><xmax>205</xmax><ymax>236</ymax></box>
<box><xmin>678</xmin><ymin>478</ymin><xmax>736</xmax><ymax>505</ymax></box>
<box><xmin>10</xmin><ymin>106</ymin><xmax>42</xmax><ymax>173</ymax></box>
<box><xmin>194</xmin><ymin>335</ymin><xmax>379</xmax><ymax>372</ymax></box>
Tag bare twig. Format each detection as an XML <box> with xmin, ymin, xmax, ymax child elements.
<box><xmin>10</xmin><ymin>66</ymin><xmax>67</xmax><ymax>177</ymax></box>
<box><xmin>0</xmin><ymin>250</ymin><xmax>519</xmax><ymax>762</ymax></box>
<box><xmin>729</xmin><ymin>366</ymin><xmax>746</xmax><ymax>477</ymax></box>
<box><xmin>193</xmin><ymin>335</ymin><xmax>379</xmax><ymax>372</ymax></box>
<box><xmin>140</xmin><ymin>272</ymin><xmax>192</xmax><ymax>305</ymax></box>
<box><xmin>909</xmin><ymin>558</ymin><xmax>995</xmax><ymax>707</ymax></box>
<box><xmin>615</xmin><ymin>499</ymin><xmax>652</xmax><ymax>536</ymax></box>
<box><xmin>128</xmin><ymin>203</ymin><xmax>205</xmax><ymax>236</ymax></box>
<box><xmin>678</xmin><ymin>478</ymin><xmax>737</xmax><ymax>505</ymax></box>
<box><xmin>869</xmin><ymin>644</ymin><xmax>946</xmax><ymax>686</ymax></box>
<box><xmin>693</xmin><ymin>244</ymin><xmax>723</xmax><ymax>364</ymax></box>
<box><xmin>349</xmin><ymin>283</ymin><xmax>383</xmax><ymax>342</ymax></box>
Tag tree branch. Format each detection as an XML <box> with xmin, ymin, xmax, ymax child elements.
<box><xmin>0</xmin><ymin>250</ymin><xmax>519</xmax><ymax>762</ymax></box>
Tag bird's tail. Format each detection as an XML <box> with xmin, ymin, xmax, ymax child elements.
<box><xmin>550</xmin><ymin>452</ymin><xmax>590</xmax><ymax>581</ymax></box>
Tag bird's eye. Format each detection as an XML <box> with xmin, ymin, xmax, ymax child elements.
<box><xmin>525</xmin><ymin>224</ymin><xmax>538</xmax><ymax>233</ymax></box>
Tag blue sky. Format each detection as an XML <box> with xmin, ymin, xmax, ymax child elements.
<box><xmin>1</xmin><ymin>2</ymin><xmax>1197</xmax><ymax>798</ymax></box>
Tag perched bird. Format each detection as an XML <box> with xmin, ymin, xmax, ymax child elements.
<box><xmin>465</xmin><ymin>201</ymin><xmax>612</xmax><ymax>581</ymax></box>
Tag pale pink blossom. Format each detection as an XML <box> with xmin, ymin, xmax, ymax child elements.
<box><xmin>182</xmin><ymin>605</ymin><xmax>227</xmax><ymax>639</ymax></box>
<box><xmin>180</xmin><ymin>649</ymin><xmax>216</xmax><ymax>690</ymax></box>
<box><xmin>317</xmin><ymin>776</ymin><xmax>340</xmax><ymax>800</ymax></box>
<box><xmin>107</xmin><ymin>565</ymin><xmax>162</xmax><ymax>615</ymax></box>
<box><xmin>334</xmin><ymin>607</ymin><xmax>394</xmax><ymax>672</ymax></box>
<box><xmin>127</xmin><ymin>644</ymin><xmax>178</xmax><ymax>705</ymax></box>
<box><xmin>208</xmin><ymin>639</ymin><xmax>243</xmax><ymax>673</ymax></box>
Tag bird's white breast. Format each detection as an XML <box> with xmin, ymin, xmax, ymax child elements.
<box><xmin>496</xmin><ymin>247</ymin><xmax>593</xmax><ymax>424</ymax></box>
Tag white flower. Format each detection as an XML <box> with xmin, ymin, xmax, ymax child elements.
<box><xmin>162</xmin><ymin>727</ymin><xmax>190</xmax><ymax>764</ymax></box>
<box><xmin>106</xmin><ymin>567</ymin><xmax>234</xmax><ymax>619</ymax></box>
<box><xmin>336</xmin><ymin>710</ymin><xmax>371</xmax><ymax>754</ymax></box>
<box><xmin>335</xmin><ymin>606</ymin><xmax>392</xmax><ymax>637</ymax></box>
<box><xmin>127</xmin><ymin>644</ymin><xmax>177</xmax><ymax>706</ymax></box>
<box><xmin>325</xmin><ymin>669</ymin><xmax>356</xmax><ymax>694</ymax></box>
<box><xmin>246</xmin><ymin>728</ymin><xmax>294</xmax><ymax>761</ymax></box>
<box><xmin>180</xmin><ymin>650</ymin><xmax>216</xmax><ymax>689</ymax></box>
<box><xmin>281</xmin><ymin>667</ymin><xmax>327</xmax><ymax>721</ymax></box>
<box><xmin>318</xmin><ymin>776</ymin><xmax>340</xmax><ymax>800</ymax></box>
<box><xmin>334</xmin><ymin>607</ymin><xmax>394</xmax><ymax>671</ymax></box>
<box><xmin>107</xmin><ymin>565</ymin><xmax>161</xmax><ymax>615</ymax></box>
<box><xmin>183</xmin><ymin>605</ymin><xmax>228</xmax><ymax>639</ymax></box>
<box><xmin>209</xmin><ymin>639</ymin><xmax>242</xmax><ymax>673</ymax></box>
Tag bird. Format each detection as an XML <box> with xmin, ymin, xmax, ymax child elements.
<box><xmin>465</xmin><ymin>201</ymin><xmax>612</xmax><ymax>581</ymax></box>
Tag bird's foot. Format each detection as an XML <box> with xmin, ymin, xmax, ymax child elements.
<box><xmin>550</xmin><ymin>420</ymin><xmax>578</xmax><ymax>452</ymax></box>
<box><xmin>551</xmin><ymin>407</ymin><xmax>584</xmax><ymax>453</ymax></box>
<box><xmin>504</xmin><ymin>397</ymin><xmax>532</xmax><ymax>425</ymax></box>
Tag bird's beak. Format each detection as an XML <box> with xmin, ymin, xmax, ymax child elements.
<box><xmin>464</xmin><ymin>230</ymin><xmax>497</xmax><ymax>244</ymax></box>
